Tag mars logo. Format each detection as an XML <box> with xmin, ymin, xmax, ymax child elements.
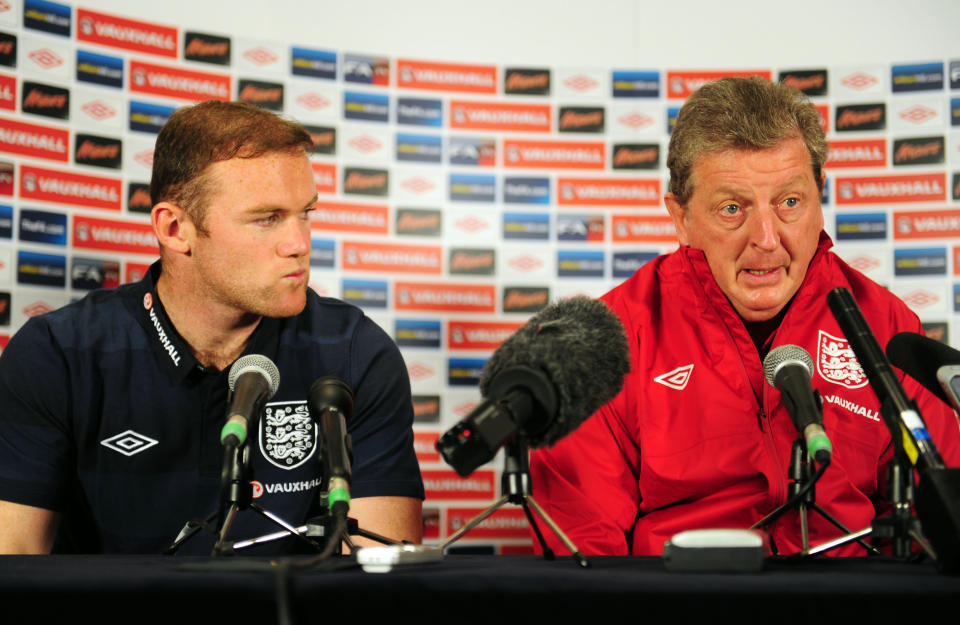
<box><xmin>653</xmin><ymin>364</ymin><xmax>694</xmax><ymax>390</ymax></box>
<box><xmin>817</xmin><ymin>330</ymin><xmax>868</xmax><ymax>389</ymax></box>
<box><xmin>260</xmin><ymin>401</ymin><xmax>317</xmax><ymax>470</ymax></box>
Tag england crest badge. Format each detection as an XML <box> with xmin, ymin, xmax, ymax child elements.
<box><xmin>259</xmin><ymin>401</ymin><xmax>318</xmax><ymax>470</ymax></box>
<box><xmin>816</xmin><ymin>330</ymin><xmax>869</xmax><ymax>389</ymax></box>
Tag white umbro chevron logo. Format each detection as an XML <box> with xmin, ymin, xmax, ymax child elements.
<box><xmin>654</xmin><ymin>364</ymin><xmax>694</xmax><ymax>390</ymax></box>
<box><xmin>100</xmin><ymin>430</ymin><xmax>158</xmax><ymax>457</ymax></box>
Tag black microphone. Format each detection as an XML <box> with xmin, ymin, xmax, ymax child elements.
<box><xmin>886</xmin><ymin>331</ymin><xmax>960</xmax><ymax>413</ymax></box>
<box><xmin>308</xmin><ymin>377</ymin><xmax>354</xmax><ymax>515</ymax></box>
<box><xmin>826</xmin><ymin>287</ymin><xmax>944</xmax><ymax>472</ymax></box>
<box><xmin>437</xmin><ymin>296</ymin><xmax>630</xmax><ymax>476</ymax></box>
<box><xmin>763</xmin><ymin>345</ymin><xmax>832</xmax><ymax>464</ymax></box>
<box><xmin>220</xmin><ymin>354</ymin><xmax>280</xmax><ymax>447</ymax></box>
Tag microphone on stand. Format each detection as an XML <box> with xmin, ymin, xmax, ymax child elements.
<box><xmin>763</xmin><ymin>345</ymin><xmax>831</xmax><ymax>464</ymax></box>
<box><xmin>436</xmin><ymin>296</ymin><xmax>630</xmax><ymax>476</ymax></box>
<box><xmin>221</xmin><ymin>354</ymin><xmax>281</xmax><ymax>447</ymax></box>
<box><xmin>308</xmin><ymin>377</ymin><xmax>355</xmax><ymax>516</ymax></box>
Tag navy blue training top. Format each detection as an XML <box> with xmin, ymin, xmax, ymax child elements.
<box><xmin>0</xmin><ymin>262</ymin><xmax>423</xmax><ymax>554</ymax></box>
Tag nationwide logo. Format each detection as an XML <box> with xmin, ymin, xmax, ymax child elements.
<box><xmin>612</xmin><ymin>143</ymin><xmax>660</xmax><ymax>170</ymax></box>
<box><xmin>395</xmin><ymin>282</ymin><xmax>496</xmax><ymax>312</ymax></box>
<box><xmin>558</xmin><ymin>106</ymin><xmax>605</xmax><ymax>133</ymax></box>
<box><xmin>835</xmin><ymin>173</ymin><xmax>945</xmax><ymax>204</ymax></box>
<box><xmin>892</xmin><ymin>136</ymin><xmax>944</xmax><ymax>166</ymax></box>
<box><xmin>816</xmin><ymin>330</ymin><xmax>868</xmax><ymax>389</ymax></box>
<box><xmin>448</xmin><ymin>248</ymin><xmax>495</xmax><ymax>275</ymax></box>
<box><xmin>892</xmin><ymin>62</ymin><xmax>944</xmax><ymax>93</ymax></box>
<box><xmin>311</xmin><ymin>200</ymin><xmax>387</xmax><ymax>234</ymax></box>
<box><xmin>448</xmin><ymin>357</ymin><xmax>486</xmax><ymax>386</ymax></box>
<box><xmin>449</xmin><ymin>174</ymin><xmax>495</xmax><ymax>202</ymax></box>
<box><xmin>73</xmin><ymin>215</ymin><xmax>158</xmax><ymax>255</ymax></box>
<box><xmin>76</xmin><ymin>50</ymin><xmax>124</xmax><ymax>88</ymax></box>
<box><xmin>396</xmin><ymin>134</ymin><xmax>442</xmax><ymax>163</ymax></box>
<box><xmin>825</xmin><ymin>139</ymin><xmax>886</xmax><ymax>168</ymax></box>
<box><xmin>612</xmin><ymin>215</ymin><xmax>678</xmax><ymax>242</ymax></box>
<box><xmin>128</xmin><ymin>100</ymin><xmax>175</xmax><ymax>134</ymax></box>
<box><xmin>0</xmin><ymin>117</ymin><xmax>68</xmax><ymax>162</ymax></box>
<box><xmin>74</xmin><ymin>133</ymin><xmax>122</xmax><ymax>169</ymax></box>
<box><xmin>310</xmin><ymin>162</ymin><xmax>335</xmax><ymax>194</ymax></box>
<box><xmin>894</xmin><ymin>247</ymin><xmax>947</xmax><ymax>276</ymax></box>
<box><xmin>17</xmin><ymin>250</ymin><xmax>65</xmax><ymax>287</ymax></box>
<box><xmin>666</xmin><ymin>70</ymin><xmax>772</xmax><ymax>99</ymax></box>
<box><xmin>835</xmin><ymin>103</ymin><xmax>885</xmax><ymax>131</ymax></box>
<box><xmin>342</xmin><ymin>241</ymin><xmax>442</xmax><ymax>273</ymax></box>
<box><xmin>129</xmin><ymin>60</ymin><xmax>230</xmax><ymax>102</ymax></box>
<box><xmin>341</xmin><ymin>279</ymin><xmax>388</xmax><ymax>308</ymax></box>
<box><xmin>394</xmin><ymin>319</ymin><xmax>441</xmax><ymax>348</ymax></box>
<box><xmin>344</xmin><ymin>53</ymin><xmax>389</xmax><ymax>86</ymax></box>
<box><xmin>450</xmin><ymin>100</ymin><xmax>550</xmax><ymax>132</ymax></box>
<box><xmin>396</xmin><ymin>208</ymin><xmax>442</xmax><ymax>236</ymax></box>
<box><xmin>183</xmin><ymin>32</ymin><xmax>231</xmax><ymax>65</ymax></box>
<box><xmin>77</xmin><ymin>9</ymin><xmax>176</xmax><ymax>57</ymax></box>
<box><xmin>449</xmin><ymin>136</ymin><xmax>496</xmax><ymax>166</ymax></box>
<box><xmin>835</xmin><ymin>212</ymin><xmax>886</xmax><ymax>241</ymax></box>
<box><xmin>342</xmin><ymin>167</ymin><xmax>388</xmax><ymax>196</ymax></box>
<box><xmin>504</xmin><ymin>68</ymin><xmax>550</xmax><ymax>95</ymax></box>
<box><xmin>343</xmin><ymin>91</ymin><xmax>389</xmax><ymax>122</ymax></box>
<box><xmin>23</xmin><ymin>0</ymin><xmax>70</xmax><ymax>37</ymax></box>
<box><xmin>502</xmin><ymin>286</ymin><xmax>549</xmax><ymax>313</ymax></box>
<box><xmin>0</xmin><ymin>73</ymin><xmax>13</xmax><ymax>111</ymax></box>
<box><xmin>899</xmin><ymin>105</ymin><xmax>938</xmax><ymax>125</ymax></box>
<box><xmin>448</xmin><ymin>321</ymin><xmax>523</xmax><ymax>350</ymax></box>
<box><xmin>654</xmin><ymin>364</ymin><xmax>694</xmax><ymax>390</ymax></box>
<box><xmin>778</xmin><ymin>69</ymin><xmax>828</xmax><ymax>96</ymax></box>
<box><xmin>304</xmin><ymin>125</ymin><xmax>335</xmax><ymax>155</ymax></box>
<box><xmin>504</xmin><ymin>139</ymin><xmax>605</xmax><ymax>169</ymax></box>
<box><xmin>21</xmin><ymin>81</ymin><xmax>69</xmax><ymax>119</ymax></box>
<box><xmin>503</xmin><ymin>212</ymin><xmax>549</xmax><ymax>240</ymax></box>
<box><xmin>893</xmin><ymin>209</ymin><xmax>960</xmax><ymax>239</ymax></box>
<box><xmin>841</xmin><ymin>72</ymin><xmax>878</xmax><ymax>91</ymax></box>
<box><xmin>398</xmin><ymin>59</ymin><xmax>497</xmax><ymax>93</ymax></box>
<box><xmin>422</xmin><ymin>469</ymin><xmax>496</xmax><ymax>500</ymax></box>
<box><xmin>557</xmin><ymin>250</ymin><xmax>604</xmax><ymax>277</ymax></box>
<box><xmin>558</xmin><ymin>177</ymin><xmax>659</xmax><ymax>205</ymax></box>
<box><xmin>412</xmin><ymin>395</ymin><xmax>441</xmax><ymax>422</ymax></box>
<box><xmin>237</xmin><ymin>79</ymin><xmax>284</xmax><ymax>111</ymax></box>
<box><xmin>127</xmin><ymin>182</ymin><xmax>152</xmax><ymax>213</ymax></box>
<box><xmin>21</xmin><ymin>165</ymin><xmax>122</xmax><ymax>210</ymax></box>
<box><xmin>291</xmin><ymin>46</ymin><xmax>336</xmax><ymax>80</ymax></box>
<box><xmin>611</xmin><ymin>70</ymin><xmax>660</xmax><ymax>98</ymax></box>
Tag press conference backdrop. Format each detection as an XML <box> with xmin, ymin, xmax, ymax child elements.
<box><xmin>0</xmin><ymin>0</ymin><xmax>958</xmax><ymax>553</ymax></box>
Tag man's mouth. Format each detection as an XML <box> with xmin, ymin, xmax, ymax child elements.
<box><xmin>744</xmin><ymin>268</ymin><xmax>778</xmax><ymax>276</ymax></box>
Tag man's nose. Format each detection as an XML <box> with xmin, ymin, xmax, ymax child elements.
<box><xmin>748</xmin><ymin>206</ymin><xmax>780</xmax><ymax>251</ymax></box>
<box><xmin>279</xmin><ymin>217</ymin><xmax>311</xmax><ymax>257</ymax></box>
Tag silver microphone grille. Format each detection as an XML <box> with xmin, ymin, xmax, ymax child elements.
<box><xmin>762</xmin><ymin>344</ymin><xmax>814</xmax><ymax>388</ymax></box>
<box><xmin>227</xmin><ymin>353</ymin><xmax>281</xmax><ymax>398</ymax></box>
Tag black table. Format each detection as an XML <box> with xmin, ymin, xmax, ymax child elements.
<box><xmin>1</xmin><ymin>554</ymin><xmax>956</xmax><ymax>623</ymax></box>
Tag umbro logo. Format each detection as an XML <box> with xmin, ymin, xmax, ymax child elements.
<box><xmin>101</xmin><ymin>430</ymin><xmax>158</xmax><ymax>457</ymax></box>
<box><xmin>654</xmin><ymin>364</ymin><xmax>694</xmax><ymax>390</ymax></box>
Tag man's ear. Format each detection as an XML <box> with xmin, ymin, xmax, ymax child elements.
<box><xmin>664</xmin><ymin>193</ymin><xmax>690</xmax><ymax>246</ymax></box>
<box><xmin>151</xmin><ymin>202</ymin><xmax>194</xmax><ymax>255</ymax></box>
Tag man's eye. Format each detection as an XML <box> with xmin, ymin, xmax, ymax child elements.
<box><xmin>721</xmin><ymin>204</ymin><xmax>740</xmax><ymax>215</ymax></box>
<box><xmin>258</xmin><ymin>214</ymin><xmax>278</xmax><ymax>226</ymax></box>
<box><xmin>783</xmin><ymin>197</ymin><xmax>799</xmax><ymax>208</ymax></box>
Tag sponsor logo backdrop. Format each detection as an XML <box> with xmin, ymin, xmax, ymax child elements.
<box><xmin>1</xmin><ymin>1</ymin><xmax>959</xmax><ymax>553</ymax></box>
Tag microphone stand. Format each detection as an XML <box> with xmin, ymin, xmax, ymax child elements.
<box><xmin>165</xmin><ymin>439</ymin><xmax>319</xmax><ymax>555</ymax></box>
<box><xmin>752</xmin><ymin>439</ymin><xmax>881</xmax><ymax>556</ymax></box>
<box><xmin>439</xmin><ymin>436</ymin><xmax>589</xmax><ymax>568</ymax></box>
